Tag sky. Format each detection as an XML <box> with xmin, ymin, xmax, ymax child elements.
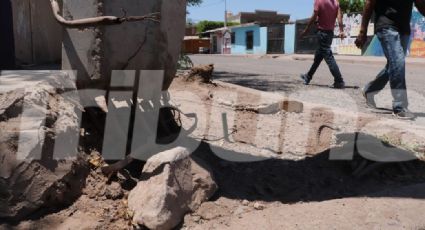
<box><xmin>188</xmin><ymin>0</ymin><xmax>314</xmax><ymax>23</ymax></box>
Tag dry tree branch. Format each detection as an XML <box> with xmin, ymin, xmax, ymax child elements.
<box><xmin>50</xmin><ymin>0</ymin><xmax>160</xmax><ymax>27</ymax></box>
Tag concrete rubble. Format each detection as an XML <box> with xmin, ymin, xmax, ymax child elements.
<box><xmin>0</xmin><ymin>79</ymin><xmax>88</xmax><ymax>221</ymax></box>
<box><xmin>128</xmin><ymin>147</ymin><xmax>217</xmax><ymax>230</ymax></box>
<box><xmin>1</xmin><ymin>69</ymin><xmax>425</xmax><ymax>229</ymax></box>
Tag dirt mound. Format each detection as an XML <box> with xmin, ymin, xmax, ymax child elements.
<box><xmin>0</xmin><ymin>82</ymin><xmax>89</xmax><ymax>221</ymax></box>
<box><xmin>1</xmin><ymin>155</ymin><xmax>134</xmax><ymax>229</ymax></box>
<box><xmin>181</xmin><ymin>64</ymin><xmax>215</xmax><ymax>84</ymax></box>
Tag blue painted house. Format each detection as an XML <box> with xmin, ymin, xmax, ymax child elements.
<box><xmin>227</xmin><ymin>10</ymin><xmax>293</xmax><ymax>55</ymax></box>
<box><xmin>230</xmin><ymin>23</ymin><xmax>296</xmax><ymax>55</ymax></box>
<box><xmin>204</xmin><ymin>10</ymin><xmax>295</xmax><ymax>55</ymax></box>
<box><xmin>230</xmin><ymin>24</ymin><xmax>268</xmax><ymax>55</ymax></box>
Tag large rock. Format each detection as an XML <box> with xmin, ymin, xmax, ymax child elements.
<box><xmin>189</xmin><ymin>156</ymin><xmax>218</xmax><ymax>211</ymax></box>
<box><xmin>128</xmin><ymin>147</ymin><xmax>217</xmax><ymax>230</ymax></box>
<box><xmin>0</xmin><ymin>78</ymin><xmax>88</xmax><ymax>221</ymax></box>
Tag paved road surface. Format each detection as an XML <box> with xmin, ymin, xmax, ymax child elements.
<box><xmin>190</xmin><ymin>55</ymin><xmax>425</xmax><ymax>120</ymax></box>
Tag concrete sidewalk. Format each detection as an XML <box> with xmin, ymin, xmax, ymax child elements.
<box><xmin>193</xmin><ymin>54</ymin><xmax>425</xmax><ymax>66</ymax></box>
<box><xmin>283</xmin><ymin>54</ymin><xmax>425</xmax><ymax>66</ymax></box>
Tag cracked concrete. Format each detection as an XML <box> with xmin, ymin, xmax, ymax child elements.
<box><xmin>62</xmin><ymin>0</ymin><xmax>186</xmax><ymax>90</ymax></box>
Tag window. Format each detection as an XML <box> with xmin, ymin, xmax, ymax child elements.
<box><xmin>231</xmin><ymin>32</ymin><xmax>235</xmax><ymax>44</ymax></box>
<box><xmin>246</xmin><ymin>31</ymin><xmax>254</xmax><ymax>50</ymax></box>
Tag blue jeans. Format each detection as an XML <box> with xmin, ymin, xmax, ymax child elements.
<box><xmin>364</xmin><ymin>28</ymin><xmax>410</xmax><ymax>112</ymax></box>
<box><xmin>307</xmin><ymin>30</ymin><xmax>344</xmax><ymax>83</ymax></box>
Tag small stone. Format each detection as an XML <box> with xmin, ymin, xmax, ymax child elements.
<box><xmin>241</xmin><ymin>200</ymin><xmax>250</xmax><ymax>206</ymax></box>
<box><xmin>192</xmin><ymin>215</ymin><xmax>201</xmax><ymax>222</ymax></box>
<box><xmin>253</xmin><ymin>202</ymin><xmax>265</xmax><ymax>210</ymax></box>
<box><xmin>105</xmin><ymin>182</ymin><xmax>123</xmax><ymax>200</ymax></box>
<box><xmin>196</xmin><ymin>203</ymin><xmax>221</xmax><ymax>220</ymax></box>
<box><xmin>233</xmin><ymin>206</ymin><xmax>246</xmax><ymax>216</ymax></box>
<box><xmin>95</xmin><ymin>184</ymin><xmax>106</xmax><ymax>197</ymax></box>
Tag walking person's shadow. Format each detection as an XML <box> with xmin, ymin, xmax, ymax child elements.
<box><xmin>307</xmin><ymin>83</ymin><xmax>360</xmax><ymax>89</ymax></box>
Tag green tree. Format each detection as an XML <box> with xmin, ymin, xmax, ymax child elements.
<box><xmin>340</xmin><ymin>0</ymin><xmax>365</xmax><ymax>14</ymax></box>
<box><xmin>187</xmin><ymin>0</ymin><xmax>203</xmax><ymax>7</ymax></box>
<box><xmin>196</xmin><ymin>20</ymin><xmax>239</xmax><ymax>36</ymax></box>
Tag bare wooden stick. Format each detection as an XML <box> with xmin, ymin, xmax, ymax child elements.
<box><xmin>50</xmin><ymin>0</ymin><xmax>160</xmax><ymax>27</ymax></box>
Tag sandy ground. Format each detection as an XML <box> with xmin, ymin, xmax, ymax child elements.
<box><xmin>173</xmin><ymin>77</ymin><xmax>425</xmax><ymax>230</ymax></box>
<box><xmin>1</xmin><ymin>71</ymin><xmax>425</xmax><ymax>229</ymax></box>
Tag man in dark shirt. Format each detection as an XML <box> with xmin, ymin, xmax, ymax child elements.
<box><xmin>356</xmin><ymin>0</ymin><xmax>425</xmax><ymax>119</ymax></box>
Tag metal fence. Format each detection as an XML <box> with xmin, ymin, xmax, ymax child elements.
<box><xmin>295</xmin><ymin>19</ymin><xmax>318</xmax><ymax>54</ymax></box>
<box><xmin>267</xmin><ymin>25</ymin><xmax>285</xmax><ymax>54</ymax></box>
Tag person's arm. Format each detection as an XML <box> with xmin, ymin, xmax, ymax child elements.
<box><xmin>415</xmin><ymin>0</ymin><xmax>425</xmax><ymax>16</ymax></box>
<box><xmin>355</xmin><ymin>0</ymin><xmax>376</xmax><ymax>48</ymax></box>
<box><xmin>300</xmin><ymin>10</ymin><xmax>319</xmax><ymax>38</ymax></box>
<box><xmin>337</xmin><ymin>6</ymin><xmax>346</xmax><ymax>39</ymax></box>
<box><xmin>301</xmin><ymin>0</ymin><xmax>319</xmax><ymax>37</ymax></box>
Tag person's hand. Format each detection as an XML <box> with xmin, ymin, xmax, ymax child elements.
<box><xmin>300</xmin><ymin>29</ymin><xmax>309</xmax><ymax>38</ymax></box>
<box><xmin>339</xmin><ymin>32</ymin><xmax>346</xmax><ymax>40</ymax></box>
<box><xmin>355</xmin><ymin>31</ymin><xmax>367</xmax><ymax>48</ymax></box>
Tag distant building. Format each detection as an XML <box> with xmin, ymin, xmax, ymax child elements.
<box><xmin>201</xmin><ymin>10</ymin><xmax>294</xmax><ymax>55</ymax></box>
<box><xmin>203</xmin><ymin>27</ymin><xmax>231</xmax><ymax>54</ymax></box>
<box><xmin>182</xmin><ymin>25</ymin><xmax>210</xmax><ymax>54</ymax></box>
<box><xmin>227</xmin><ymin>10</ymin><xmax>290</xmax><ymax>24</ymax></box>
<box><xmin>185</xmin><ymin>26</ymin><xmax>198</xmax><ymax>36</ymax></box>
<box><xmin>230</xmin><ymin>23</ymin><xmax>267</xmax><ymax>55</ymax></box>
<box><xmin>230</xmin><ymin>22</ymin><xmax>295</xmax><ymax>55</ymax></box>
<box><xmin>182</xmin><ymin>36</ymin><xmax>210</xmax><ymax>54</ymax></box>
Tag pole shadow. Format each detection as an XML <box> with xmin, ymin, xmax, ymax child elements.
<box><xmin>192</xmin><ymin>133</ymin><xmax>425</xmax><ymax>203</ymax></box>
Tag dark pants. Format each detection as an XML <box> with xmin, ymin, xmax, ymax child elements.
<box><xmin>0</xmin><ymin>0</ymin><xmax>15</xmax><ymax>70</ymax></box>
<box><xmin>364</xmin><ymin>28</ymin><xmax>409</xmax><ymax>112</ymax></box>
<box><xmin>307</xmin><ymin>30</ymin><xmax>344</xmax><ymax>83</ymax></box>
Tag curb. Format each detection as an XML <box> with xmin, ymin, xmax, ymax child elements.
<box><xmin>190</xmin><ymin>54</ymin><xmax>425</xmax><ymax>67</ymax></box>
<box><xmin>285</xmin><ymin>55</ymin><xmax>425</xmax><ymax>67</ymax></box>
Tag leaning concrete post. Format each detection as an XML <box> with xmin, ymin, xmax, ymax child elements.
<box><xmin>60</xmin><ymin>0</ymin><xmax>186</xmax><ymax>90</ymax></box>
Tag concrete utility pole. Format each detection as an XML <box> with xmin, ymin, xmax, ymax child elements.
<box><xmin>59</xmin><ymin>0</ymin><xmax>186</xmax><ymax>90</ymax></box>
<box><xmin>224</xmin><ymin>0</ymin><xmax>228</xmax><ymax>28</ymax></box>
<box><xmin>222</xmin><ymin>0</ymin><xmax>231</xmax><ymax>54</ymax></box>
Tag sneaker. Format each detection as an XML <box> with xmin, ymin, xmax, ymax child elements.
<box><xmin>332</xmin><ymin>81</ymin><xmax>345</xmax><ymax>89</ymax></box>
<box><xmin>300</xmin><ymin>74</ymin><xmax>311</xmax><ymax>85</ymax></box>
<box><xmin>393</xmin><ymin>109</ymin><xmax>416</xmax><ymax>120</ymax></box>
<box><xmin>361</xmin><ymin>87</ymin><xmax>377</xmax><ymax>108</ymax></box>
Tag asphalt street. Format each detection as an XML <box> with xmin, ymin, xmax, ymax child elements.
<box><xmin>190</xmin><ymin>55</ymin><xmax>425</xmax><ymax>119</ymax></box>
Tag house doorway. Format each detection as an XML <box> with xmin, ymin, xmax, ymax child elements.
<box><xmin>267</xmin><ymin>25</ymin><xmax>285</xmax><ymax>54</ymax></box>
<box><xmin>212</xmin><ymin>36</ymin><xmax>218</xmax><ymax>53</ymax></box>
<box><xmin>246</xmin><ymin>31</ymin><xmax>254</xmax><ymax>51</ymax></box>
